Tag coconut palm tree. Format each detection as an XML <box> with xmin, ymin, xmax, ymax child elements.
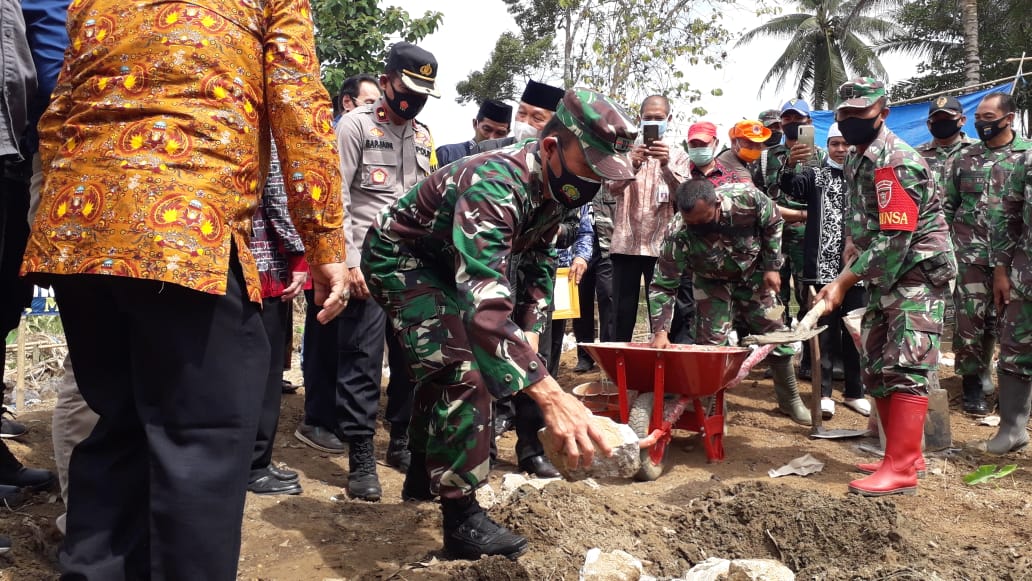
<box><xmin>737</xmin><ymin>0</ymin><xmax>901</xmax><ymax>109</ymax></box>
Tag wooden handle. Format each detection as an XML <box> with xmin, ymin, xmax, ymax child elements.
<box><xmin>798</xmin><ymin>298</ymin><xmax>828</xmax><ymax>332</ymax></box>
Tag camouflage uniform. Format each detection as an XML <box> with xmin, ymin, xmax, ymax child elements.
<box><xmin>841</xmin><ymin>82</ymin><xmax>957</xmax><ymax>398</ymax></box>
<box><xmin>915</xmin><ymin>133</ymin><xmax>976</xmax><ymax>193</ymax></box>
<box><xmin>362</xmin><ymin>90</ymin><xmax>637</xmax><ymax>499</ymax></box>
<box><xmin>992</xmin><ymin>149</ymin><xmax>1032</xmax><ymax>379</ymax></box>
<box><xmin>943</xmin><ymin>136</ymin><xmax>1032</xmax><ymax>377</ymax></box>
<box><xmin>648</xmin><ymin>182</ymin><xmax>790</xmax><ymax>356</ymax></box>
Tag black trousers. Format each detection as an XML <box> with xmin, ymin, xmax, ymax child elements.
<box><xmin>53</xmin><ymin>255</ymin><xmax>267</xmax><ymax>581</ymax></box>
<box><xmin>253</xmin><ymin>297</ymin><xmax>288</xmax><ymax>472</ymax></box>
<box><xmin>611</xmin><ymin>253</ymin><xmax>657</xmax><ymax>342</ymax></box>
<box><xmin>817</xmin><ymin>284</ymin><xmax>867</xmax><ymax>399</ymax></box>
<box><xmin>302</xmin><ymin>293</ymin><xmax>414</xmax><ymax>439</ymax></box>
<box><xmin>0</xmin><ymin>175</ymin><xmax>31</xmax><ymax>337</ymax></box>
<box><xmin>572</xmin><ymin>255</ymin><xmax>613</xmax><ymax>363</ymax></box>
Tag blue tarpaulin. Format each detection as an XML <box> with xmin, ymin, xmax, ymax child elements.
<box><xmin>808</xmin><ymin>82</ymin><xmax>1014</xmax><ymax>148</ymax></box>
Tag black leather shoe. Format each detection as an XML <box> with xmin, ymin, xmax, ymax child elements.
<box><xmin>0</xmin><ymin>466</ymin><xmax>55</xmax><ymax>492</ymax></box>
<box><xmin>268</xmin><ymin>464</ymin><xmax>299</xmax><ymax>482</ymax></box>
<box><xmin>281</xmin><ymin>379</ymin><xmax>300</xmax><ymax>394</ymax></box>
<box><xmin>346</xmin><ymin>437</ymin><xmax>382</xmax><ymax>502</ymax></box>
<box><xmin>443</xmin><ymin>509</ymin><xmax>528</xmax><ymax>561</ymax></box>
<box><xmin>294</xmin><ymin>423</ymin><xmax>347</xmax><ymax>454</ymax></box>
<box><xmin>573</xmin><ymin>360</ymin><xmax>595</xmax><ymax>373</ymax></box>
<box><xmin>0</xmin><ymin>417</ymin><xmax>27</xmax><ymax>439</ymax></box>
<box><xmin>0</xmin><ymin>484</ymin><xmax>25</xmax><ymax>508</ymax></box>
<box><xmin>518</xmin><ymin>454</ymin><xmax>560</xmax><ymax>478</ymax></box>
<box><xmin>386</xmin><ymin>436</ymin><xmax>411</xmax><ymax>473</ymax></box>
<box><xmin>248</xmin><ymin>469</ymin><xmax>302</xmax><ymax>496</ymax></box>
<box><xmin>0</xmin><ymin>534</ymin><xmax>10</xmax><ymax>554</ymax></box>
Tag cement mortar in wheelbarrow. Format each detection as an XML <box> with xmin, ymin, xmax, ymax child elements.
<box><xmin>553</xmin><ymin>343</ymin><xmax>763</xmax><ymax>481</ymax></box>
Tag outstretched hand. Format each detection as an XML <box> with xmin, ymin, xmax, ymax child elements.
<box><xmin>525</xmin><ymin>376</ymin><xmax>612</xmax><ymax>470</ymax></box>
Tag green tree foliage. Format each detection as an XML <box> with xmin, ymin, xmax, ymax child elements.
<box><xmin>311</xmin><ymin>0</ymin><xmax>443</xmax><ymax>97</ymax></box>
<box><xmin>737</xmin><ymin>0</ymin><xmax>900</xmax><ymax>109</ymax></box>
<box><xmin>461</xmin><ymin>0</ymin><xmax>734</xmax><ymax>107</ymax></box>
<box><xmin>880</xmin><ymin>0</ymin><xmax>1030</xmax><ymax>102</ymax></box>
<box><xmin>455</xmin><ymin>32</ymin><xmax>555</xmax><ymax>104</ymax></box>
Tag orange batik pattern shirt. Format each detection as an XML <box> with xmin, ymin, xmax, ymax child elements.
<box><xmin>21</xmin><ymin>0</ymin><xmax>345</xmax><ymax>303</ymax></box>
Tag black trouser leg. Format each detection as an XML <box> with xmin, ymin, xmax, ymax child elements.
<box><xmin>253</xmin><ymin>298</ymin><xmax>288</xmax><ymax>472</ymax></box>
<box><xmin>595</xmin><ymin>255</ymin><xmax>614</xmax><ymax>342</ymax></box>
<box><xmin>335</xmin><ymin>298</ymin><xmax>386</xmax><ymax>439</ymax></box>
<box><xmin>384</xmin><ymin>329</ymin><xmax>415</xmax><ymax>439</ymax></box>
<box><xmin>572</xmin><ymin>260</ymin><xmax>598</xmax><ymax>363</ymax></box>
<box><xmin>513</xmin><ymin>392</ymin><xmax>545</xmax><ymax>462</ymax></box>
<box><xmin>302</xmin><ymin>289</ymin><xmax>339</xmax><ymax>431</ymax></box>
<box><xmin>547</xmin><ymin>319</ymin><xmax>566</xmax><ymax>377</ymax></box>
<box><xmin>611</xmin><ymin>254</ymin><xmax>655</xmax><ymax>342</ymax></box>
<box><xmin>0</xmin><ymin>176</ymin><xmax>31</xmax><ymax>337</ymax></box>
<box><xmin>55</xmin><ymin>254</ymin><xmax>266</xmax><ymax>581</ymax></box>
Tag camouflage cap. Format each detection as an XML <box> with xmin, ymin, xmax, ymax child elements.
<box><xmin>555</xmin><ymin>88</ymin><xmax>638</xmax><ymax>180</ymax></box>
<box><xmin>836</xmin><ymin>77</ymin><xmax>887</xmax><ymax>110</ymax></box>
<box><xmin>758</xmin><ymin>109</ymin><xmax>781</xmax><ymax>127</ymax></box>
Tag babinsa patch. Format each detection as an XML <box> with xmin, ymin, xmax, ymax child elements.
<box><xmin>875</xmin><ymin>166</ymin><xmax>917</xmax><ymax>232</ymax></box>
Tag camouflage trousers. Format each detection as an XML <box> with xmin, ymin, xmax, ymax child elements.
<box><xmin>998</xmin><ymin>295</ymin><xmax>1032</xmax><ymax>380</ymax></box>
<box><xmin>952</xmin><ymin>262</ymin><xmax>997</xmax><ymax>376</ymax></box>
<box><xmin>861</xmin><ymin>271</ymin><xmax>948</xmax><ymax>398</ymax></box>
<box><xmin>777</xmin><ymin>228</ymin><xmax>807</xmax><ymax>324</ymax></box>
<box><xmin>363</xmin><ymin>259</ymin><xmax>492</xmax><ymax>500</ymax></box>
<box><xmin>693</xmin><ymin>271</ymin><xmax>794</xmax><ymax>358</ymax></box>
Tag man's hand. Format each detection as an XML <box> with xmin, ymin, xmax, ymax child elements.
<box><xmin>349</xmin><ymin>266</ymin><xmax>370</xmax><ymax>299</ymax></box>
<box><xmin>843</xmin><ymin>236</ymin><xmax>859</xmax><ymax>265</ymax></box>
<box><xmin>814</xmin><ymin>279</ymin><xmax>847</xmax><ymax>312</ymax></box>
<box><xmin>569</xmin><ymin>257</ymin><xmax>588</xmax><ymax>284</ymax></box>
<box><xmin>994</xmin><ymin>265</ymin><xmax>1012</xmax><ymax>310</ymax></box>
<box><xmin>309</xmin><ymin>263</ymin><xmax>351</xmax><ymax>323</ymax></box>
<box><xmin>762</xmin><ymin>271</ymin><xmax>781</xmax><ymax>294</ymax></box>
<box><xmin>525</xmin><ymin>331</ymin><xmax>540</xmax><ymax>353</ymax></box>
<box><xmin>281</xmin><ymin>270</ymin><xmax>308</xmax><ymax>301</ymax></box>
<box><xmin>646</xmin><ymin>141</ymin><xmax>670</xmax><ymax>167</ymax></box>
<box><xmin>788</xmin><ymin>142</ymin><xmax>813</xmax><ymax>167</ymax></box>
<box><xmin>630</xmin><ymin>145</ymin><xmax>647</xmax><ymax>169</ymax></box>
<box><xmin>650</xmin><ymin>330</ymin><xmax>671</xmax><ymax>350</ymax></box>
<box><xmin>525</xmin><ymin>376</ymin><xmax>612</xmax><ymax>470</ymax></box>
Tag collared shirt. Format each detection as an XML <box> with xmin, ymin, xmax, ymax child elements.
<box><xmin>556</xmin><ymin>205</ymin><xmax>594</xmax><ymax>267</ymax></box>
<box><xmin>844</xmin><ymin>124</ymin><xmax>956</xmax><ymax>289</ymax></box>
<box><xmin>23</xmin><ymin>0</ymin><xmax>345</xmax><ymax>302</ymax></box>
<box><xmin>22</xmin><ymin>0</ymin><xmax>70</xmax><ymax>155</ymax></box>
<box><xmin>994</xmin><ymin>150</ymin><xmax>1032</xmax><ymax>298</ymax></box>
<box><xmin>689</xmin><ymin>159</ymin><xmax>747</xmax><ymax>188</ymax></box>
<box><xmin>608</xmin><ymin>146</ymin><xmax>688</xmax><ymax>257</ymax></box>
<box><xmin>795</xmin><ymin>163</ymin><xmax>851</xmax><ymax>284</ymax></box>
<box><xmin>915</xmin><ymin>133</ymin><xmax>976</xmax><ymax>189</ymax></box>
<box><xmin>337</xmin><ymin>98</ymin><xmax>434</xmax><ymax>268</ymax></box>
<box><xmin>0</xmin><ymin>0</ymin><xmax>36</xmax><ymax>159</ymax></box>
<box><xmin>715</xmin><ymin>148</ymin><xmax>754</xmax><ymax>183</ymax></box>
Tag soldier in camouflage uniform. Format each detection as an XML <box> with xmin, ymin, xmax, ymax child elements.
<box><xmin>816</xmin><ymin>78</ymin><xmax>957</xmax><ymax>497</ymax></box>
<box><xmin>943</xmin><ymin>92</ymin><xmax>1031</xmax><ymax>416</ymax></box>
<box><xmin>915</xmin><ymin>95</ymin><xmax>976</xmax><ymax>192</ymax></box>
<box><xmin>648</xmin><ymin>179</ymin><xmax>812</xmax><ymax>425</ymax></box>
<box><xmin>984</xmin><ymin>144</ymin><xmax>1032</xmax><ymax>454</ymax></box>
<box><xmin>362</xmin><ymin>88</ymin><xmax>636</xmax><ymax>560</ymax></box>
<box><xmin>752</xmin><ymin>99</ymin><xmax>827</xmax><ymax>376</ymax></box>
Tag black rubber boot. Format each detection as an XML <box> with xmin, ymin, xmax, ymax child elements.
<box><xmin>346</xmin><ymin>437</ymin><xmax>381</xmax><ymax>502</ymax></box>
<box><xmin>961</xmin><ymin>375</ymin><xmax>990</xmax><ymax>417</ymax></box>
<box><xmin>441</xmin><ymin>495</ymin><xmax>528</xmax><ymax>560</ymax></box>
<box><xmin>977</xmin><ymin>372</ymin><xmax>1032</xmax><ymax>455</ymax></box>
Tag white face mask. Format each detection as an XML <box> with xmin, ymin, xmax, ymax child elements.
<box><xmin>827</xmin><ymin>158</ymin><xmax>844</xmax><ymax>170</ymax></box>
<box><xmin>511</xmin><ymin>120</ymin><xmax>539</xmax><ymax>141</ymax></box>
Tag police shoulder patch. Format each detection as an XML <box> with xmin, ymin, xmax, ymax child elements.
<box><xmin>875</xmin><ymin>166</ymin><xmax>917</xmax><ymax>232</ymax></box>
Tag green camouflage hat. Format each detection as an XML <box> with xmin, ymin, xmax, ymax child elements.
<box><xmin>758</xmin><ymin>109</ymin><xmax>781</xmax><ymax>127</ymax></box>
<box><xmin>836</xmin><ymin>77</ymin><xmax>887</xmax><ymax>110</ymax></box>
<box><xmin>555</xmin><ymin>88</ymin><xmax>638</xmax><ymax>180</ymax></box>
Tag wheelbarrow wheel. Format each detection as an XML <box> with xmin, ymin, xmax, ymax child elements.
<box><xmin>628</xmin><ymin>392</ymin><xmax>676</xmax><ymax>481</ymax></box>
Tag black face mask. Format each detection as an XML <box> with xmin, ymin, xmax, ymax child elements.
<box><xmin>928</xmin><ymin>119</ymin><xmax>962</xmax><ymax>140</ymax></box>
<box><xmin>782</xmin><ymin>123</ymin><xmax>801</xmax><ymax>141</ymax></box>
<box><xmin>385</xmin><ymin>85</ymin><xmax>427</xmax><ymax>121</ymax></box>
<box><xmin>688</xmin><ymin>221</ymin><xmax>721</xmax><ymax>235</ymax></box>
<box><xmin>839</xmin><ymin>115</ymin><xmax>881</xmax><ymax>146</ymax></box>
<box><xmin>975</xmin><ymin>116</ymin><xmax>1010</xmax><ymax>142</ymax></box>
<box><xmin>764</xmin><ymin>131</ymin><xmax>783</xmax><ymax>147</ymax></box>
<box><xmin>546</xmin><ymin>142</ymin><xmax>602</xmax><ymax>208</ymax></box>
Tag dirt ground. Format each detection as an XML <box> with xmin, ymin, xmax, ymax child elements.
<box><xmin>2</xmin><ymin>348</ymin><xmax>1031</xmax><ymax>580</ymax></box>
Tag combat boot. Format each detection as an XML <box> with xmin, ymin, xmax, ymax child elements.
<box><xmin>973</xmin><ymin>372</ymin><xmax>1031</xmax><ymax>455</ymax></box>
<box><xmin>346</xmin><ymin>437</ymin><xmax>381</xmax><ymax>502</ymax></box>
<box><xmin>770</xmin><ymin>356</ymin><xmax>811</xmax><ymax>425</ymax></box>
<box><xmin>849</xmin><ymin>393</ymin><xmax>926</xmax><ymax>496</ymax></box>
<box><xmin>441</xmin><ymin>495</ymin><xmax>528</xmax><ymax>560</ymax></box>
<box><xmin>386</xmin><ymin>431</ymin><xmax>411</xmax><ymax>473</ymax></box>
<box><xmin>961</xmin><ymin>375</ymin><xmax>990</xmax><ymax>416</ymax></box>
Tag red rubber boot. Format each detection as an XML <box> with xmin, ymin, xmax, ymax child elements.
<box><xmin>848</xmin><ymin>393</ymin><xmax>927</xmax><ymax>497</ymax></box>
<box><xmin>854</xmin><ymin>396</ymin><xmax>927</xmax><ymax>477</ymax></box>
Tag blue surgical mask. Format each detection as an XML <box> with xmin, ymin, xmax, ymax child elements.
<box><xmin>641</xmin><ymin>119</ymin><xmax>667</xmax><ymax>138</ymax></box>
<box><xmin>688</xmin><ymin>146</ymin><xmax>715</xmax><ymax>166</ymax></box>
<box><xmin>827</xmin><ymin>158</ymin><xmax>843</xmax><ymax>170</ymax></box>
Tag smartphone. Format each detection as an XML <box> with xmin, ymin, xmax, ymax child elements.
<box><xmin>643</xmin><ymin>124</ymin><xmax>660</xmax><ymax>146</ymax></box>
<box><xmin>797</xmin><ymin>125</ymin><xmax>815</xmax><ymax>149</ymax></box>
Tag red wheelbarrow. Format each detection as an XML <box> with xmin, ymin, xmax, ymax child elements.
<box><xmin>579</xmin><ymin>342</ymin><xmax>774</xmax><ymax>481</ymax></box>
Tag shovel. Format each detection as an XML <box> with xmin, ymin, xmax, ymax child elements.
<box><xmin>804</xmin><ymin>288</ymin><xmax>867</xmax><ymax>439</ymax></box>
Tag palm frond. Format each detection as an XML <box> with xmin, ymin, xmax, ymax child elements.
<box><xmin>736</xmin><ymin>14</ymin><xmax>813</xmax><ymax>46</ymax></box>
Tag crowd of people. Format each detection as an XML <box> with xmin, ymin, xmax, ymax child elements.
<box><xmin>0</xmin><ymin>0</ymin><xmax>1031</xmax><ymax>577</ymax></box>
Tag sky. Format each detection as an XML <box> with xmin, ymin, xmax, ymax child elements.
<box><xmin>382</xmin><ymin>0</ymin><xmax>922</xmax><ymax>147</ymax></box>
